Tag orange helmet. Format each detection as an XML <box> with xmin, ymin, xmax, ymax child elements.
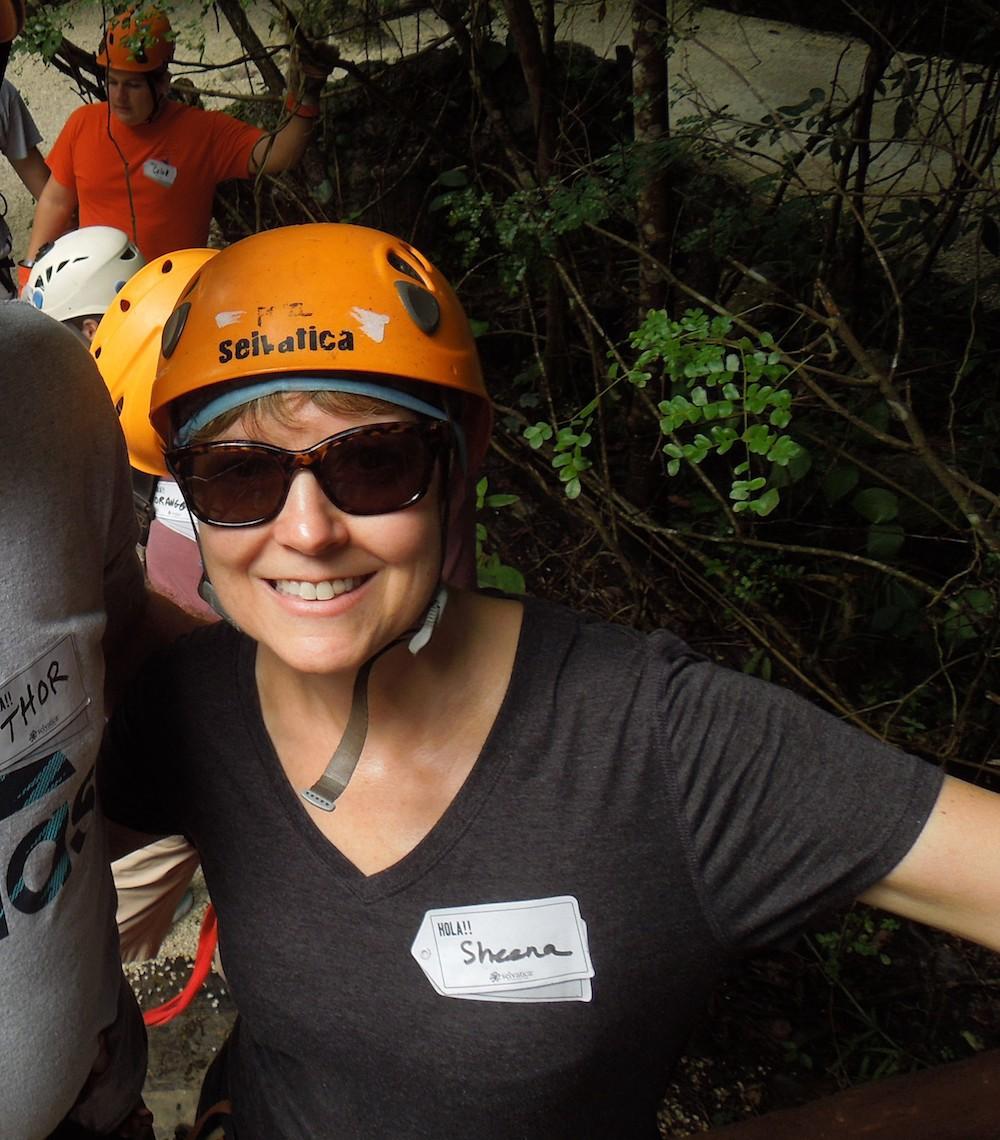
<box><xmin>92</xmin><ymin>248</ymin><xmax>218</xmax><ymax>475</ymax></box>
<box><xmin>96</xmin><ymin>6</ymin><xmax>174</xmax><ymax>72</ymax></box>
<box><xmin>0</xmin><ymin>0</ymin><xmax>24</xmax><ymax>45</ymax></box>
<box><xmin>151</xmin><ymin>223</ymin><xmax>491</xmax><ymax>469</ymax></box>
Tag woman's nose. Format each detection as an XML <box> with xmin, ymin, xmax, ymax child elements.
<box><xmin>270</xmin><ymin>471</ymin><xmax>349</xmax><ymax>553</ymax></box>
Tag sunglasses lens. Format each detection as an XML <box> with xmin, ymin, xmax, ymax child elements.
<box><xmin>179</xmin><ymin>449</ymin><xmax>288</xmax><ymax>525</ymax></box>
<box><xmin>322</xmin><ymin>425</ymin><xmax>434</xmax><ymax>515</ymax></box>
<box><xmin>169</xmin><ymin>422</ymin><xmax>446</xmax><ymax>526</ymax></box>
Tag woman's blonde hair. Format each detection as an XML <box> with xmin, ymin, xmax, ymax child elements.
<box><xmin>191</xmin><ymin>389</ymin><xmax>404</xmax><ymax>443</ymax></box>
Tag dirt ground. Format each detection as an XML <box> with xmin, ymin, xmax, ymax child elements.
<box><xmin>121</xmin><ymin>871</ymin><xmax>233</xmax><ymax>1136</ymax></box>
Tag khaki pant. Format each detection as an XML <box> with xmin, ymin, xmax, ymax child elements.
<box><xmin>112</xmin><ymin>835</ymin><xmax>201</xmax><ymax>963</ymax></box>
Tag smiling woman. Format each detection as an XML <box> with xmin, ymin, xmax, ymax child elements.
<box><xmin>183</xmin><ymin>396</ymin><xmax>446</xmax><ymax>682</ymax></box>
<box><xmin>97</xmin><ymin>222</ymin><xmax>1000</xmax><ymax>1140</ymax></box>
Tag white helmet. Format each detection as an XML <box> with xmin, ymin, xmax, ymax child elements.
<box><xmin>27</xmin><ymin>226</ymin><xmax>145</xmax><ymax>322</ymax></box>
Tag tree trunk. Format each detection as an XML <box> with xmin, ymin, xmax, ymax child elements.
<box><xmin>632</xmin><ymin>0</ymin><xmax>671</xmax><ymax>316</ymax></box>
<box><xmin>627</xmin><ymin>0</ymin><xmax>672</xmax><ymax>506</ymax></box>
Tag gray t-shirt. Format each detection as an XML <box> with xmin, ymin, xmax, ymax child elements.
<box><xmin>102</xmin><ymin>598</ymin><xmax>943</xmax><ymax>1138</ymax></box>
<box><xmin>0</xmin><ymin>302</ymin><xmax>146</xmax><ymax>1137</ymax></box>
<box><xmin>0</xmin><ymin>79</ymin><xmax>42</xmax><ymax>161</ymax></box>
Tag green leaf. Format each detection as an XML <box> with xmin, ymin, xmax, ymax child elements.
<box><xmin>468</xmin><ymin>318</ymin><xmax>490</xmax><ymax>337</ymax></box>
<box><xmin>743</xmin><ymin>424</ymin><xmax>774</xmax><ymax>454</ymax></box>
<box><xmin>742</xmin><ymin>648</ymin><xmax>773</xmax><ymax>680</ymax></box>
<box><xmin>766</xmin><ymin>436</ymin><xmax>802</xmax><ymax>466</ymax></box>
<box><xmin>731</xmin><ymin>477</ymin><xmax>766</xmax><ymax>500</ymax></box>
<box><xmin>485</xmin><ymin>493</ymin><xmax>519</xmax><ymax>508</ymax></box>
<box><xmin>860</xmin><ymin>402</ymin><xmax>890</xmax><ymax>433</ymax></box>
<box><xmin>962</xmin><ymin>588</ymin><xmax>994</xmax><ymax>615</ymax></box>
<box><xmin>477</xmin><ymin>556</ymin><xmax>526</xmax><ymax>594</ymax></box>
<box><xmin>749</xmin><ymin>487</ymin><xmax>780</xmax><ymax>516</ymax></box>
<box><xmin>436</xmin><ymin>168</ymin><xmax>469</xmax><ymax>188</ymax></box>
<box><xmin>821</xmin><ymin>464</ymin><xmax>860</xmax><ymax>504</ymax></box>
<box><xmin>523</xmin><ymin>422</ymin><xmax>552</xmax><ymax>449</ymax></box>
<box><xmin>852</xmin><ymin>488</ymin><xmax>900</xmax><ymax>524</ymax></box>
<box><xmin>785</xmin><ymin>448</ymin><xmax>812</xmax><ymax>482</ymax></box>
<box><xmin>866</xmin><ymin>522</ymin><xmax>905</xmax><ymax>559</ymax></box>
<box><xmin>961</xmin><ymin>1030</ymin><xmax>986</xmax><ymax>1053</ymax></box>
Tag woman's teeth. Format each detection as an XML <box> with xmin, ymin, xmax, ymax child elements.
<box><xmin>274</xmin><ymin>577</ymin><xmax>363</xmax><ymax>600</ymax></box>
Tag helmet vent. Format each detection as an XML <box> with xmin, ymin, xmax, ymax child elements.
<box><xmin>119</xmin><ymin>297</ymin><xmax>131</xmax><ymax>312</ymax></box>
<box><xmin>161</xmin><ymin>301</ymin><xmax>190</xmax><ymax>358</ymax></box>
<box><xmin>161</xmin><ymin>258</ymin><xmax>173</xmax><ymax>273</ymax></box>
<box><xmin>395</xmin><ymin>281</ymin><xmax>440</xmax><ymax>335</ymax></box>
<box><xmin>387</xmin><ymin>250</ymin><xmax>421</xmax><ymax>282</ymax></box>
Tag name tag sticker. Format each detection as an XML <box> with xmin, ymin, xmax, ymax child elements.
<box><xmin>152</xmin><ymin>483</ymin><xmax>191</xmax><ymax>527</ymax></box>
<box><xmin>0</xmin><ymin>635</ymin><xmax>90</xmax><ymax>772</ymax></box>
<box><xmin>143</xmin><ymin>159</ymin><xmax>177</xmax><ymax>187</ymax></box>
<box><xmin>411</xmin><ymin>896</ymin><xmax>594</xmax><ymax>1003</ymax></box>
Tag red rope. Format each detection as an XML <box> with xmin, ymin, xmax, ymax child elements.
<box><xmin>143</xmin><ymin>903</ymin><xmax>218</xmax><ymax>1027</ymax></box>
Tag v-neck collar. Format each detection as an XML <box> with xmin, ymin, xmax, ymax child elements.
<box><xmin>233</xmin><ymin>598</ymin><xmax>543</xmax><ymax>903</ymax></box>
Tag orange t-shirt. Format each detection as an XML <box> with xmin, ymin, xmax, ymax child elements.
<box><xmin>46</xmin><ymin>101</ymin><xmax>263</xmax><ymax>259</ymax></box>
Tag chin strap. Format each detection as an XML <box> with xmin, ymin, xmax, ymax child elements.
<box><xmin>301</xmin><ymin>587</ymin><xmax>448</xmax><ymax>812</ymax></box>
<box><xmin>198</xmin><ymin>574</ymin><xmax>240</xmax><ymax>628</ymax></box>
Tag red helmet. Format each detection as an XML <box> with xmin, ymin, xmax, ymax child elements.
<box><xmin>96</xmin><ymin>6</ymin><xmax>174</xmax><ymax>72</ymax></box>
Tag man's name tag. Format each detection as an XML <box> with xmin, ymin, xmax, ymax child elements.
<box><xmin>411</xmin><ymin>896</ymin><xmax>594</xmax><ymax>1004</ymax></box>
<box><xmin>0</xmin><ymin>635</ymin><xmax>90</xmax><ymax>772</ymax></box>
<box><xmin>143</xmin><ymin>159</ymin><xmax>177</xmax><ymax>187</ymax></box>
<box><xmin>153</xmin><ymin>482</ymin><xmax>191</xmax><ymax>526</ymax></box>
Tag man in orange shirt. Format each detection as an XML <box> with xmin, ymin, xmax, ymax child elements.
<box><xmin>23</xmin><ymin>5</ymin><xmax>334</xmax><ymax>274</ymax></box>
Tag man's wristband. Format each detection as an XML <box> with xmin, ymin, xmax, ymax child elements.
<box><xmin>284</xmin><ymin>93</ymin><xmax>320</xmax><ymax>120</ymax></box>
